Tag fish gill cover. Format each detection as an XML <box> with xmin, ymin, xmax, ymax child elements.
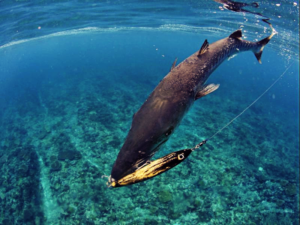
<box><xmin>0</xmin><ymin>0</ymin><xmax>299</xmax><ymax>225</ymax></box>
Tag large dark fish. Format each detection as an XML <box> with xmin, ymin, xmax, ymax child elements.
<box><xmin>107</xmin><ymin>27</ymin><xmax>275</xmax><ymax>188</ymax></box>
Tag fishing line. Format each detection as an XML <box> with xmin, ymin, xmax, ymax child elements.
<box><xmin>191</xmin><ymin>62</ymin><xmax>294</xmax><ymax>151</ymax></box>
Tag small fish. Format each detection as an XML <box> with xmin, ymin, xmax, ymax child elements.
<box><xmin>108</xmin><ymin>25</ymin><xmax>275</xmax><ymax>187</ymax></box>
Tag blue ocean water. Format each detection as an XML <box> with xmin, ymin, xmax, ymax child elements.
<box><xmin>0</xmin><ymin>1</ymin><xmax>299</xmax><ymax>225</ymax></box>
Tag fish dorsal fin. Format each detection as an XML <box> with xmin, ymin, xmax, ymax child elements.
<box><xmin>229</xmin><ymin>30</ymin><xmax>242</xmax><ymax>39</ymax></box>
<box><xmin>195</xmin><ymin>83</ymin><xmax>220</xmax><ymax>100</ymax></box>
<box><xmin>197</xmin><ymin>39</ymin><xmax>209</xmax><ymax>56</ymax></box>
<box><xmin>170</xmin><ymin>58</ymin><xmax>178</xmax><ymax>71</ymax></box>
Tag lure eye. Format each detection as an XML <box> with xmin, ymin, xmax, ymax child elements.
<box><xmin>165</xmin><ymin>126</ymin><xmax>174</xmax><ymax>136</ymax></box>
<box><xmin>178</xmin><ymin>153</ymin><xmax>185</xmax><ymax>160</ymax></box>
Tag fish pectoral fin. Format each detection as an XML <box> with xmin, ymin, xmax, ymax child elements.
<box><xmin>198</xmin><ymin>39</ymin><xmax>209</xmax><ymax>56</ymax></box>
<box><xmin>229</xmin><ymin>30</ymin><xmax>242</xmax><ymax>40</ymax></box>
<box><xmin>195</xmin><ymin>83</ymin><xmax>220</xmax><ymax>100</ymax></box>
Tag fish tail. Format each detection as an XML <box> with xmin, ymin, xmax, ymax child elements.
<box><xmin>253</xmin><ymin>22</ymin><xmax>277</xmax><ymax>64</ymax></box>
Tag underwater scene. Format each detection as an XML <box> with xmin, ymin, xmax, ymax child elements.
<box><xmin>0</xmin><ymin>0</ymin><xmax>299</xmax><ymax>224</ymax></box>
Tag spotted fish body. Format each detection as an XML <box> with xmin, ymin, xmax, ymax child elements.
<box><xmin>109</xmin><ymin>29</ymin><xmax>274</xmax><ymax>185</ymax></box>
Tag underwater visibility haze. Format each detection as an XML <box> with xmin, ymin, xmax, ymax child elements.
<box><xmin>0</xmin><ymin>0</ymin><xmax>299</xmax><ymax>224</ymax></box>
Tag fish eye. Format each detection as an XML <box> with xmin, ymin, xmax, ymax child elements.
<box><xmin>165</xmin><ymin>126</ymin><xmax>174</xmax><ymax>136</ymax></box>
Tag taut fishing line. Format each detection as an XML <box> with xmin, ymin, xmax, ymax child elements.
<box><xmin>192</xmin><ymin>63</ymin><xmax>294</xmax><ymax>151</ymax></box>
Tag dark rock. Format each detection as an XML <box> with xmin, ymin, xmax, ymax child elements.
<box><xmin>89</xmin><ymin>113</ymin><xmax>102</xmax><ymax>122</ymax></box>
<box><xmin>16</xmin><ymin>127</ymin><xmax>27</xmax><ymax>135</ymax></box>
<box><xmin>38</xmin><ymin>129</ymin><xmax>49</xmax><ymax>139</ymax></box>
<box><xmin>1</xmin><ymin>218</ymin><xmax>13</xmax><ymax>225</ymax></box>
<box><xmin>23</xmin><ymin>188</ymin><xmax>32</xmax><ymax>201</ymax></box>
<box><xmin>169</xmin><ymin>211</ymin><xmax>181</xmax><ymax>220</ymax></box>
<box><xmin>62</xmin><ymin>185</ymin><xmax>70</xmax><ymax>192</ymax></box>
<box><xmin>50</xmin><ymin>161</ymin><xmax>62</xmax><ymax>172</ymax></box>
<box><xmin>66</xmin><ymin>205</ymin><xmax>76</xmax><ymax>214</ymax></box>
<box><xmin>279</xmin><ymin>179</ymin><xmax>289</xmax><ymax>187</ymax></box>
<box><xmin>144</xmin><ymin>218</ymin><xmax>159</xmax><ymax>225</ymax></box>
<box><xmin>158</xmin><ymin>190</ymin><xmax>172</xmax><ymax>203</ymax></box>
<box><xmin>108</xmin><ymin>136</ymin><xmax>121</xmax><ymax>148</ymax></box>
<box><xmin>149</xmin><ymin>206</ymin><xmax>158</xmax><ymax>214</ymax></box>
<box><xmin>13</xmin><ymin>147</ymin><xmax>31</xmax><ymax>161</ymax></box>
<box><xmin>255</xmin><ymin>173</ymin><xmax>268</xmax><ymax>183</ymax></box>
<box><xmin>257</xmin><ymin>137</ymin><xmax>264</xmax><ymax>145</ymax></box>
<box><xmin>58</xmin><ymin>150</ymin><xmax>82</xmax><ymax>161</ymax></box>
<box><xmin>275</xmin><ymin>199</ymin><xmax>285</xmax><ymax>207</ymax></box>
<box><xmin>198</xmin><ymin>179</ymin><xmax>206</xmax><ymax>188</ymax></box>
<box><xmin>61</xmin><ymin>172</ymin><xmax>68</xmax><ymax>178</ymax></box>
<box><xmin>197</xmin><ymin>211</ymin><xmax>212</xmax><ymax>222</ymax></box>
<box><xmin>242</xmin><ymin>153</ymin><xmax>256</xmax><ymax>166</ymax></box>
<box><xmin>44</xmin><ymin>160</ymin><xmax>50</xmax><ymax>167</ymax></box>
<box><xmin>284</xmin><ymin>183</ymin><xmax>297</xmax><ymax>196</ymax></box>
<box><xmin>23</xmin><ymin>209</ymin><xmax>33</xmax><ymax>221</ymax></box>
<box><xmin>83</xmin><ymin>219</ymin><xmax>96</xmax><ymax>225</ymax></box>
<box><xmin>265</xmin><ymin>163</ymin><xmax>288</xmax><ymax>178</ymax></box>
<box><xmin>17</xmin><ymin>164</ymin><xmax>29</xmax><ymax>177</ymax></box>
<box><xmin>49</xmin><ymin>155</ymin><xmax>57</xmax><ymax>162</ymax></box>
<box><xmin>206</xmin><ymin>144</ymin><xmax>215</xmax><ymax>151</ymax></box>
<box><xmin>83</xmin><ymin>133</ymin><xmax>99</xmax><ymax>142</ymax></box>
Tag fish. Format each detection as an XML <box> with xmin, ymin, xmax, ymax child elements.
<box><xmin>107</xmin><ymin>26</ymin><xmax>275</xmax><ymax>188</ymax></box>
<box><xmin>214</xmin><ymin>0</ymin><xmax>263</xmax><ymax>17</ymax></box>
